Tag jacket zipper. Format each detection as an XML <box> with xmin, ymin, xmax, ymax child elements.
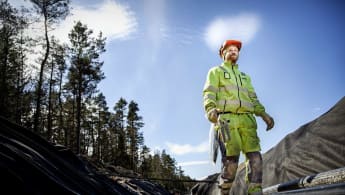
<box><xmin>232</xmin><ymin>66</ymin><xmax>241</xmax><ymax>113</ymax></box>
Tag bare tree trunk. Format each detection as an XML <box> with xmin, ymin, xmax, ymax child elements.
<box><xmin>76</xmin><ymin>70</ymin><xmax>82</xmax><ymax>154</ymax></box>
<box><xmin>0</xmin><ymin>30</ymin><xmax>9</xmax><ymax>117</ymax></box>
<box><xmin>47</xmin><ymin>59</ymin><xmax>54</xmax><ymax>141</ymax></box>
<box><xmin>15</xmin><ymin>33</ymin><xmax>25</xmax><ymax>124</ymax></box>
<box><xmin>57</xmin><ymin>67</ymin><xmax>65</xmax><ymax>145</ymax></box>
<box><xmin>34</xmin><ymin>13</ymin><xmax>50</xmax><ymax>133</ymax></box>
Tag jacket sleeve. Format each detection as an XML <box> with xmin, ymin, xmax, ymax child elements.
<box><xmin>203</xmin><ymin>68</ymin><xmax>219</xmax><ymax>114</ymax></box>
<box><xmin>246</xmin><ymin>76</ymin><xmax>265</xmax><ymax>116</ymax></box>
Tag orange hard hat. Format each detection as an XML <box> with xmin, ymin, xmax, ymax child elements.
<box><xmin>219</xmin><ymin>40</ymin><xmax>242</xmax><ymax>57</ymax></box>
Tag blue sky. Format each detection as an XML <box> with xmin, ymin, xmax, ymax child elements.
<box><xmin>13</xmin><ymin>0</ymin><xmax>345</xmax><ymax>179</ymax></box>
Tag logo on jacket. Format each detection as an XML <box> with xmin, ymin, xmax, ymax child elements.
<box><xmin>224</xmin><ymin>72</ymin><xmax>231</xmax><ymax>79</ymax></box>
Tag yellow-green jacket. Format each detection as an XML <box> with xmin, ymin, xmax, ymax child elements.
<box><xmin>203</xmin><ymin>62</ymin><xmax>265</xmax><ymax>118</ymax></box>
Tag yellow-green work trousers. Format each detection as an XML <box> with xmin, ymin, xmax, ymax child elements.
<box><xmin>216</xmin><ymin>113</ymin><xmax>263</xmax><ymax>194</ymax></box>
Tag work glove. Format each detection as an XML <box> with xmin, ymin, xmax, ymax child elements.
<box><xmin>207</xmin><ymin>108</ymin><xmax>218</xmax><ymax>124</ymax></box>
<box><xmin>260</xmin><ymin>112</ymin><xmax>274</xmax><ymax>131</ymax></box>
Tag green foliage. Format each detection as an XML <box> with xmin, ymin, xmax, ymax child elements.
<box><xmin>30</xmin><ymin>0</ymin><xmax>71</xmax><ymax>134</ymax></box>
<box><xmin>138</xmin><ymin>149</ymin><xmax>196</xmax><ymax>193</ymax></box>
<box><xmin>30</xmin><ymin>0</ymin><xmax>70</xmax><ymax>23</ymax></box>
<box><xmin>0</xmin><ymin>0</ymin><xmax>32</xmax><ymax>123</ymax></box>
<box><xmin>65</xmin><ymin>21</ymin><xmax>106</xmax><ymax>154</ymax></box>
<box><xmin>0</xmin><ymin>1</ymin><xmax>195</xmax><ymax>194</ymax></box>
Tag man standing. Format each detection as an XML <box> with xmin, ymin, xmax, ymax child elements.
<box><xmin>203</xmin><ymin>40</ymin><xmax>274</xmax><ymax>195</ymax></box>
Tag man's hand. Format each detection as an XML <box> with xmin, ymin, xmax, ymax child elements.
<box><xmin>207</xmin><ymin>108</ymin><xmax>218</xmax><ymax>123</ymax></box>
<box><xmin>261</xmin><ymin>112</ymin><xmax>274</xmax><ymax>131</ymax></box>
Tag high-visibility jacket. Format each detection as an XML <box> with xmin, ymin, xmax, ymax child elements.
<box><xmin>203</xmin><ymin>62</ymin><xmax>265</xmax><ymax>117</ymax></box>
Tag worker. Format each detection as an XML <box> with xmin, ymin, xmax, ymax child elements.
<box><xmin>203</xmin><ymin>40</ymin><xmax>274</xmax><ymax>195</ymax></box>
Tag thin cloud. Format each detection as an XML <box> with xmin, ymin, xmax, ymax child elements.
<box><xmin>204</xmin><ymin>13</ymin><xmax>261</xmax><ymax>51</ymax></box>
<box><xmin>142</xmin><ymin>0</ymin><xmax>167</xmax><ymax>60</ymax></box>
<box><xmin>53</xmin><ymin>0</ymin><xmax>137</xmax><ymax>43</ymax></box>
<box><xmin>178</xmin><ymin>160</ymin><xmax>210</xmax><ymax>167</ymax></box>
<box><xmin>171</xmin><ymin>26</ymin><xmax>204</xmax><ymax>46</ymax></box>
<box><xmin>166</xmin><ymin>140</ymin><xmax>208</xmax><ymax>155</ymax></box>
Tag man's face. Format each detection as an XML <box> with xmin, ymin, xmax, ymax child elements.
<box><xmin>223</xmin><ymin>45</ymin><xmax>239</xmax><ymax>62</ymax></box>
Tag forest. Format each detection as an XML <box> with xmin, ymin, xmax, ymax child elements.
<box><xmin>0</xmin><ymin>0</ymin><xmax>194</xmax><ymax>192</ymax></box>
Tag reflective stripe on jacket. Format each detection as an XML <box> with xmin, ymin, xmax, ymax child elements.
<box><xmin>203</xmin><ymin>62</ymin><xmax>265</xmax><ymax>116</ymax></box>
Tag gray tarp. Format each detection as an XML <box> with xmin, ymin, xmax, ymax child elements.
<box><xmin>0</xmin><ymin>116</ymin><xmax>171</xmax><ymax>194</ymax></box>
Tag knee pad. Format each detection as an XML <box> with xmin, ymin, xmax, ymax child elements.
<box><xmin>221</xmin><ymin>156</ymin><xmax>239</xmax><ymax>181</ymax></box>
<box><xmin>246</xmin><ymin>152</ymin><xmax>263</xmax><ymax>183</ymax></box>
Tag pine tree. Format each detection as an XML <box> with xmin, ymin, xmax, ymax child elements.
<box><xmin>87</xmin><ymin>93</ymin><xmax>110</xmax><ymax>162</ymax></box>
<box><xmin>55</xmin><ymin>42</ymin><xmax>68</xmax><ymax>145</ymax></box>
<box><xmin>66</xmin><ymin>21</ymin><xmax>106</xmax><ymax>154</ymax></box>
<box><xmin>30</xmin><ymin>0</ymin><xmax>70</xmax><ymax>133</ymax></box>
<box><xmin>111</xmin><ymin>98</ymin><xmax>128</xmax><ymax>167</ymax></box>
<box><xmin>0</xmin><ymin>0</ymin><xmax>28</xmax><ymax>120</ymax></box>
<box><xmin>0</xmin><ymin>3</ymin><xmax>197</xmax><ymax>192</ymax></box>
<box><xmin>126</xmin><ymin>100</ymin><xmax>144</xmax><ymax>171</ymax></box>
<box><xmin>12</xmin><ymin>8</ymin><xmax>33</xmax><ymax>126</ymax></box>
<box><xmin>151</xmin><ymin>150</ymin><xmax>163</xmax><ymax>179</ymax></box>
<box><xmin>46</xmin><ymin>37</ymin><xmax>67</xmax><ymax>142</ymax></box>
<box><xmin>139</xmin><ymin>145</ymin><xmax>151</xmax><ymax>177</ymax></box>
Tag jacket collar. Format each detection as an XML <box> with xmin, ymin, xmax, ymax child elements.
<box><xmin>222</xmin><ymin>61</ymin><xmax>238</xmax><ymax>69</ymax></box>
